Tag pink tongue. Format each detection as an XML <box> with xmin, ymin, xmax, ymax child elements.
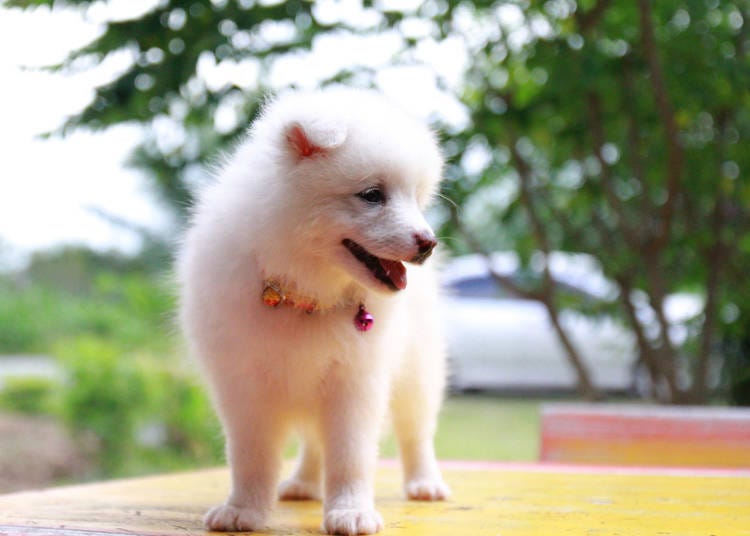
<box><xmin>380</xmin><ymin>259</ymin><xmax>407</xmax><ymax>290</ymax></box>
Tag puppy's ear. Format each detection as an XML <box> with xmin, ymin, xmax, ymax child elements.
<box><xmin>285</xmin><ymin>119</ymin><xmax>347</xmax><ymax>160</ymax></box>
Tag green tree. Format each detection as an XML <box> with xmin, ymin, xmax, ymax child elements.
<box><xmin>7</xmin><ymin>0</ymin><xmax>749</xmax><ymax>403</ymax></box>
<box><xmin>442</xmin><ymin>0</ymin><xmax>750</xmax><ymax>403</ymax></box>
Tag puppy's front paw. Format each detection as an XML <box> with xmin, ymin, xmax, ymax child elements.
<box><xmin>204</xmin><ymin>503</ymin><xmax>267</xmax><ymax>532</ymax></box>
<box><xmin>278</xmin><ymin>477</ymin><xmax>321</xmax><ymax>501</ymax></box>
<box><xmin>323</xmin><ymin>507</ymin><xmax>384</xmax><ymax>535</ymax></box>
<box><xmin>405</xmin><ymin>478</ymin><xmax>451</xmax><ymax>501</ymax></box>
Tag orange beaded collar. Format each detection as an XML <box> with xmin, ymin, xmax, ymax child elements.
<box><xmin>261</xmin><ymin>280</ymin><xmax>318</xmax><ymax>314</ymax></box>
<box><xmin>260</xmin><ymin>279</ymin><xmax>375</xmax><ymax>331</ymax></box>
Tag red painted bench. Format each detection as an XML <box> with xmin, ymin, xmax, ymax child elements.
<box><xmin>540</xmin><ymin>403</ymin><xmax>750</xmax><ymax>468</ymax></box>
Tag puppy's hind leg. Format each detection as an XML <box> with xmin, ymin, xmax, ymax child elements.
<box><xmin>391</xmin><ymin>351</ymin><xmax>450</xmax><ymax>501</ymax></box>
<box><xmin>279</xmin><ymin>426</ymin><xmax>322</xmax><ymax>501</ymax></box>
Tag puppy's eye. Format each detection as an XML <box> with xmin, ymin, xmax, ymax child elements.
<box><xmin>356</xmin><ymin>186</ymin><xmax>386</xmax><ymax>205</ymax></box>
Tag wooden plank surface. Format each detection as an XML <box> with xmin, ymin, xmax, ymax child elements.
<box><xmin>540</xmin><ymin>404</ymin><xmax>750</xmax><ymax>467</ymax></box>
<box><xmin>1</xmin><ymin>462</ymin><xmax>749</xmax><ymax>536</ymax></box>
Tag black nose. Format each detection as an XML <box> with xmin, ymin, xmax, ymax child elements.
<box><xmin>411</xmin><ymin>232</ymin><xmax>437</xmax><ymax>264</ymax></box>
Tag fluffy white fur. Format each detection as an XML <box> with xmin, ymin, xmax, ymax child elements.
<box><xmin>177</xmin><ymin>87</ymin><xmax>449</xmax><ymax>535</ymax></box>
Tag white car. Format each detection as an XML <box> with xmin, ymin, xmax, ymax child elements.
<box><xmin>439</xmin><ymin>253</ymin><xmax>702</xmax><ymax>393</ymax></box>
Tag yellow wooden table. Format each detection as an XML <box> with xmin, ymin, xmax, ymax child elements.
<box><xmin>1</xmin><ymin>461</ymin><xmax>749</xmax><ymax>536</ymax></box>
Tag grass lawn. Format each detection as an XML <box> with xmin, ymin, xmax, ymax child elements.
<box><xmin>380</xmin><ymin>395</ymin><xmax>542</xmax><ymax>462</ymax></box>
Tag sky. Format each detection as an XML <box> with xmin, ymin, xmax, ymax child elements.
<box><xmin>0</xmin><ymin>3</ymin><xmax>172</xmax><ymax>267</ymax></box>
<box><xmin>0</xmin><ymin>0</ymin><xmax>471</xmax><ymax>269</ymax></box>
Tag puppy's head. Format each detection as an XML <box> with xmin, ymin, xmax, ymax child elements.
<box><xmin>254</xmin><ymin>88</ymin><xmax>443</xmax><ymax>295</ymax></box>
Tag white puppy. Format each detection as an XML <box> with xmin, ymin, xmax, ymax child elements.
<box><xmin>177</xmin><ymin>87</ymin><xmax>449</xmax><ymax>535</ymax></box>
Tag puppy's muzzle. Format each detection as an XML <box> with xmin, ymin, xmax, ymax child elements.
<box><xmin>410</xmin><ymin>232</ymin><xmax>438</xmax><ymax>265</ymax></box>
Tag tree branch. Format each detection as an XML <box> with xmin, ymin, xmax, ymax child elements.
<box><xmin>620</xmin><ymin>56</ymin><xmax>651</xmax><ymax>202</ymax></box>
<box><xmin>586</xmin><ymin>91</ymin><xmax>642</xmax><ymax>248</ymax></box>
<box><xmin>637</xmin><ymin>0</ymin><xmax>684</xmax><ymax>250</ymax></box>
<box><xmin>448</xmin><ymin>204</ymin><xmax>541</xmax><ymax>302</ymax></box>
<box><xmin>615</xmin><ymin>275</ymin><xmax>677</xmax><ymax>402</ymax></box>
<box><xmin>691</xmin><ymin>112</ymin><xmax>731</xmax><ymax>400</ymax></box>
<box><xmin>508</xmin><ymin>136</ymin><xmax>552</xmax><ymax>255</ymax></box>
<box><xmin>642</xmin><ymin>249</ymin><xmax>679</xmax><ymax>376</ymax></box>
<box><xmin>449</xmin><ymin>147</ymin><xmax>603</xmax><ymax>400</ymax></box>
<box><xmin>575</xmin><ymin>0</ymin><xmax>613</xmax><ymax>33</ymax></box>
<box><xmin>506</xmin><ymin>131</ymin><xmax>603</xmax><ymax>401</ymax></box>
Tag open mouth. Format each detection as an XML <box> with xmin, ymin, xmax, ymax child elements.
<box><xmin>342</xmin><ymin>239</ymin><xmax>407</xmax><ymax>291</ymax></box>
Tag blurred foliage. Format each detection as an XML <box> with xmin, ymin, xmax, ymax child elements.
<box><xmin>3</xmin><ymin>0</ymin><xmax>749</xmax><ymax>404</ymax></box>
<box><xmin>55</xmin><ymin>336</ymin><xmax>149</xmax><ymax>473</ymax></box>
<box><xmin>0</xmin><ymin>246</ymin><xmax>223</xmax><ymax>477</ymax></box>
<box><xmin>0</xmin><ymin>376</ymin><xmax>57</xmax><ymax>414</ymax></box>
<box><xmin>0</xmin><ymin>247</ymin><xmax>175</xmax><ymax>354</ymax></box>
<box><xmin>54</xmin><ymin>335</ymin><xmax>223</xmax><ymax>476</ymax></box>
<box><xmin>0</xmin><ymin>247</ymin><xmax>539</xmax><ymax>475</ymax></box>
